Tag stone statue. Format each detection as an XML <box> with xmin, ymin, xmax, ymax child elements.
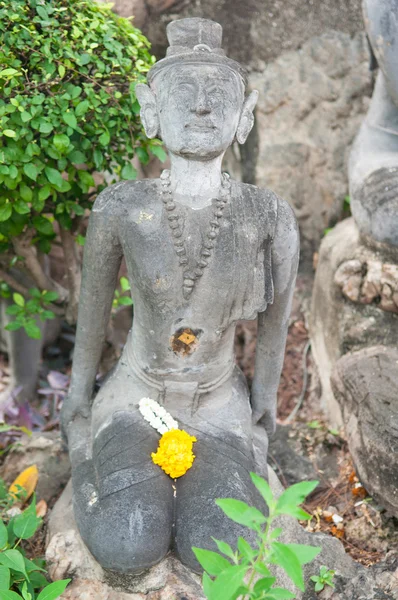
<box><xmin>311</xmin><ymin>0</ymin><xmax>398</xmax><ymax>516</ymax></box>
<box><xmin>349</xmin><ymin>0</ymin><xmax>398</xmax><ymax>246</ymax></box>
<box><xmin>61</xmin><ymin>18</ymin><xmax>299</xmax><ymax>574</ymax></box>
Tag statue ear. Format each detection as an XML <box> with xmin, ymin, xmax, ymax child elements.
<box><xmin>236</xmin><ymin>90</ymin><xmax>259</xmax><ymax>145</ymax></box>
<box><xmin>135</xmin><ymin>83</ymin><xmax>160</xmax><ymax>139</ymax></box>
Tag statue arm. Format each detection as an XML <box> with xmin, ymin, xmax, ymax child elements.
<box><xmin>61</xmin><ymin>195</ymin><xmax>123</xmax><ymax>442</ymax></box>
<box><xmin>251</xmin><ymin>197</ymin><xmax>300</xmax><ymax>435</ymax></box>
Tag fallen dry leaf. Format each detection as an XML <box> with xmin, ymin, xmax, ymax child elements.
<box><xmin>9</xmin><ymin>464</ymin><xmax>38</xmax><ymax>500</ymax></box>
<box><xmin>36</xmin><ymin>499</ymin><xmax>47</xmax><ymax>518</ymax></box>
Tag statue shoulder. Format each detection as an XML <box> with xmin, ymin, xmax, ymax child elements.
<box><xmin>92</xmin><ymin>179</ymin><xmax>157</xmax><ymax>215</ymax></box>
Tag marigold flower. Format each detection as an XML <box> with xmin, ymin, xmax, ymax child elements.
<box><xmin>152</xmin><ymin>429</ymin><xmax>197</xmax><ymax>478</ymax></box>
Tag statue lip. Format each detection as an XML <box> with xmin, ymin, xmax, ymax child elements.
<box><xmin>185</xmin><ymin>121</ymin><xmax>217</xmax><ymax>131</ymax></box>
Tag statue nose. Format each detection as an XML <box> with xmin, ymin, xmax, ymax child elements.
<box><xmin>192</xmin><ymin>91</ymin><xmax>211</xmax><ymax>115</ymax></box>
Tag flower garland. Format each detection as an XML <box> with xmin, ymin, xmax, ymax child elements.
<box><xmin>139</xmin><ymin>398</ymin><xmax>197</xmax><ymax>479</ymax></box>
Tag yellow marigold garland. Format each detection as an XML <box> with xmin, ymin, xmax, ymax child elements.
<box><xmin>139</xmin><ymin>398</ymin><xmax>197</xmax><ymax>478</ymax></box>
<box><xmin>152</xmin><ymin>429</ymin><xmax>197</xmax><ymax>478</ymax></box>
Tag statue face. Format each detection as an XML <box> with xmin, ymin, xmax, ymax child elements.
<box><xmin>153</xmin><ymin>64</ymin><xmax>244</xmax><ymax>159</ymax></box>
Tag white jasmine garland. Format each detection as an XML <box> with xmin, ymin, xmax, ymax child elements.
<box><xmin>139</xmin><ymin>398</ymin><xmax>179</xmax><ymax>435</ymax></box>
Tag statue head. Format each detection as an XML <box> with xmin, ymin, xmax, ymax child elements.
<box><xmin>136</xmin><ymin>18</ymin><xmax>258</xmax><ymax>160</ymax></box>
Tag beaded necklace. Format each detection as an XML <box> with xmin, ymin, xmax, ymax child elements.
<box><xmin>160</xmin><ymin>169</ymin><xmax>231</xmax><ymax>300</ymax></box>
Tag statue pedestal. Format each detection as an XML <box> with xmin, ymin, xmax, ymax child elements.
<box><xmin>45</xmin><ymin>469</ymin><xmax>360</xmax><ymax>599</ymax></box>
<box><xmin>310</xmin><ymin>217</ymin><xmax>398</xmax><ymax>515</ymax></box>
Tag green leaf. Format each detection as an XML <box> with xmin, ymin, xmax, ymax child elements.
<box><xmin>76</xmin><ymin>234</ymin><xmax>85</xmax><ymax>246</ymax></box>
<box><xmin>32</xmin><ymin>216</ymin><xmax>53</xmax><ymax>236</ymax></box>
<box><xmin>253</xmin><ymin>577</ymin><xmax>276</xmax><ymax>594</ymax></box>
<box><xmin>151</xmin><ymin>145</ymin><xmax>167</xmax><ymax>162</ymax></box>
<box><xmin>0</xmin><ymin>203</ymin><xmax>12</xmax><ymax>222</ymax></box>
<box><xmin>78</xmin><ymin>170</ymin><xmax>94</xmax><ymax>189</ymax></box>
<box><xmin>24</xmin><ymin>322</ymin><xmax>41</xmax><ymax>340</ymax></box>
<box><xmin>0</xmin><ymin>549</ymin><xmax>28</xmax><ymax>578</ymax></box>
<box><xmin>20</xmin><ymin>184</ymin><xmax>33</xmax><ymax>202</ymax></box>
<box><xmin>254</xmin><ymin>562</ymin><xmax>271</xmax><ymax>577</ymax></box>
<box><xmin>44</xmin><ymin>167</ymin><xmax>64</xmax><ymax>189</ymax></box>
<box><xmin>250</xmin><ymin>473</ymin><xmax>274</xmax><ymax>509</ymax></box>
<box><xmin>264</xmin><ymin>588</ymin><xmax>296</xmax><ymax>599</ymax></box>
<box><xmin>0</xmin><ymin>591</ymin><xmax>24</xmax><ymax>599</ymax></box>
<box><xmin>98</xmin><ymin>131</ymin><xmax>110</xmax><ymax>146</ymax></box>
<box><xmin>3</xmin><ymin>130</ymin><xmax>16</xmax><ymax>138</ymax></box>
<box><xmin>191</xmin><ymin>548</ymin><xmax>231</xmax><ymax>577</ymax></box>
<box><xmin>36</xmin><ymin>579</ymin><xmax>71</xmax><ymax>600</ymax></box>
<box><xmin>58</xmin><ymin>64</ymin><xmax>65</xmax><ymax>79</ymax></box>
<box><xmin>276</xmin><ymin>481</ymin><xmax>318</xmax><ymax>517</ymax></box>
<box><xmin>63</xmin><ymin>112</ymin><xmax>77</xmax><ymax>129</ymax></box>
<box><xmin>118</xmin><ymin>296</ymin><xmax>133</xmax><ymax>306</ymax></box>
<box><xmin>283</xmin><ymin>543</ymin><xmax>321</xmax><ymax>565</ymax></box>
<box><xmin>202</xmin><ymin>572</ymin><xmax>213</xmax><ymax>600</ymax></box>
<box><xmin>21</xmin><ymin>112</ymin><xmax>32</xmax><ymax>123</ymax></box>
<box><xmin>14</xmin><ymin>201</ymin><xmax>31</xmax><ymax>215</ymax></box>
<box><xmin>75</xmin><ymin>100</ymin><xmax>89</xmax><ymax>117</ymax></box>
<box><xmin>121</xmin><ymin>163</ymin><xmax>137</xmax><ymax>180</ymax></box>
<box><xmin>13</xmin><ymin>293</ymin><xmax>25</xmax><ymax>307</ymax></box>
<box><xmin>5</xmin><ymin>321</ymin><xmax>23</xmax><ymax>332</ymax></box>
<box><xmin>13</xmin><ymin>497</ymin><xmax>41</xmax><ymax>539</ymax></box>
<box><xmin>237</xmin><ymin>537</ymin><xmax>256</xmax><ymax>561</ymax></box>
<box><xmin>211</xmin><ymin>539</ymin><xmax>236</xmax><ymax>562</ymax></box>
<box><xmin>210</xmin><ymin>565</ymin><xmax>247</xmax><ymax>600</ymax></box>
<box><xmin>0</xmin><ymin>565</ymin><xmax>10</xmax><ymax>589</ymax></box>
<box><xmin>39</xmin><ymin>121</ymin><xmax>53</xmax><ymax>134</ymax></box>
<box><xmin>270</xmin><ymin>542</ymin><xmax>304</xmax><ymax>591</ymax></box>
<box><xmin>93</xmin><ymin>148</ymin><xmax>103</xmax><ymax>169</ymax></box>
<box><xmin>215</xmin><ymin>499</ymin><xmax>266</xmax><ymax>530</ymax></box>
<box><xmin>120</xmin><ymin>276</ymin><xmax>131</xmax><ymax>291</ymax></box>
<box><xmin>38</xmin><ymin>185</ymin><xmax>51</xmax><ymax>203</ymax></box>
<box><xmin>53</xmin><ymin>134</ymin><xmax>70</xmax><ymax>153</ymax></box>
<box><xmin>315</xmin><ymin>581</ymin><xmax>324</xmax><ymax>592</ymax></box>
<box><xmin>68</xmin><ymin>150</ymin><xmax>86</xmax><ymax>164</ymax></box>
<box><xmin>23</xmin><ymin>164</ymin><xmax>38</xmax><ymax>181</ymax></box>
<box><xmin>42</xmin><ymin>290</ymin><xmax>58</xmax><ymax>302</ymax></box>
<box><xmin>0</xmin><ymin>520</ymin><xmax>8</xmax><ymax>549</ymax></box>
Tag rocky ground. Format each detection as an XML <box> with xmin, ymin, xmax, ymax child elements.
<box><xmin>0</xmin><ymin>273</ymin><xmax>397</xmax><ymax>597</ymax></box>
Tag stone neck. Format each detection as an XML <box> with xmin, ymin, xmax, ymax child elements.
<box><xmin>168</xmin><ymin>153</ymin><xmax>224</xmax><ymax>209</ymax></box>
<box><xmin>367</xmin><ymin>71</ymin><xmax>398</xmax><ymax>135</ymax></box>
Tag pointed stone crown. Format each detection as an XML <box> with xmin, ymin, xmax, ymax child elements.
<box><xmin>147</xmin><ymin>18</ymin><xmax>247</xmax><ymax>86</ymax></box>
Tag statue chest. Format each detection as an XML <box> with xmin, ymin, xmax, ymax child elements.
<box><xmin>118</xmin><ymin>192</ymin><xmax>275</xmax><ymax>323</ymax></box>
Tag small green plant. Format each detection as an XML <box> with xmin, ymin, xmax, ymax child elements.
<box><xmin>310</xmin><ymin>565</ymin><xmax>335</xmax><ymax>593</ymax></box>
<box><xmin>193</xmin><ymin>474</ymin><xmax>321</xmax><ymax>600</ymax></box>
<box><xmin>0</xmin><ymin>481</ymin><xmax>70</xmax><ymax>599</ymax></box>
<box><xmin>112</xmin><ymin>276</ymin><xmax>133</xmax><ymax>311</ymax></box>
<box><xmin>5</xmin><ymin>289</ymin><xmax>58</xmax><ymax>339</ymax></box>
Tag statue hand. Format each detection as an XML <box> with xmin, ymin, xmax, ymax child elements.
<box><xmin>251</xmin><ymin>396</ymin><xmax>277</xmax><ymax>437</ymax></box>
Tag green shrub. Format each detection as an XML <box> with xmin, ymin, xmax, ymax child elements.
<box><xmin>0</xmin><ymin>0</ymin><xmax>161</xmax><ymax>329</ymax></box>
<box><xmin>193</xmin><ymin>474</ymin><xmax>321</xmax><ymax>600</ymax></box>
<box><xmin>0</xmin><ymin>482</ymin><xmax>70</xmax><ymax>599</ymax></box>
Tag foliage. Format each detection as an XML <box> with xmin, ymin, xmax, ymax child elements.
<box><xmin>0</xmin><ymin>0</ymin><xmax>161</xmax><ymax>329</ymax></box>
<box><xmin>112</xmin><ymin>276</ymin><xmax>133</xmax><ymax>311</ymax></box>
<box><xmin>310</xmin><ymin>566</ymin><xmax>335</xmax><ymax>593</ymax></box>
<box><xmin>193</xmin><ymin>474</ymin><xmax>320</xmax><ymax>600</ymax></box>
<box><xmin>5</xmin><ymin>289</ymin><xmax>58</xmax><ymax>339</ymax></box>
<box><xmin>0</xmin><ymin>477</ymin><xmax>70</xmax><ymax>599</ymax></box>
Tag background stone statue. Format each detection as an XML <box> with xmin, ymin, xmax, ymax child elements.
<box><xmin>311</xmin><ymin>0</ymin><xmax>398</xmax><ymax>516</ymax></box>
<box><xmin>61</xmin><ymin>18</ymin><xmax>299</xmax><ymax>574</ymax></box>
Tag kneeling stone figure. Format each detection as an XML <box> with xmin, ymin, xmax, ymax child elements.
<box><xmin>61</xmin><ymin>18</ymin><xmax>299</xmax><ymax>574</ymax></box>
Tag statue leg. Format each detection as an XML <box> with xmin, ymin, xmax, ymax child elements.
<box><xmin>72</xmin><ymin>362</ymin><xmax>174</xmax><ymax>574</ymax></box>
<box><xmin>174</xmin><ymin>367</ymin><xmax>268</xmax><ymax>572</ymax></box>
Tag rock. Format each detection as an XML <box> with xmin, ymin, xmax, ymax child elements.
<box><xmin>251</xmin><ymin>32</ymin><xmax>372</xmax><ymax>265</ymax></box>
<box><xmin>331</xmin><ymin>345</ymin><xmax>398</xmax><ymax>516</ymax></box>
<box><xmin>268</xmin><ymin>424</ymin><xmax>319</xmax><ymax>486</ymax></box>
<box><xmin>310</xmin><ymin>218</ymin><xmax>398</xmax><ymax>427</ymax></box>
<box><xmin>2</xmin><ymin>432</ymin><xmax>70</xmax><ymax>502</ymax></box>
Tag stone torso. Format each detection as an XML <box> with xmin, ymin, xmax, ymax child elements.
<box><xmin>93</xmin><ymin>178</ymin><xmax>278</xmax><ymax>383</ymax></box>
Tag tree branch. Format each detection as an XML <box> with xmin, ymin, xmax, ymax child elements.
<box><xmin>60</xmin><ymin>227</ymin><xmax>82</xmax><ymax>324</ymax></box>
<box><xmin>0</xmin><ymin>269</ymin><xmax>29</xmax><ymax>296</ymax></box>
